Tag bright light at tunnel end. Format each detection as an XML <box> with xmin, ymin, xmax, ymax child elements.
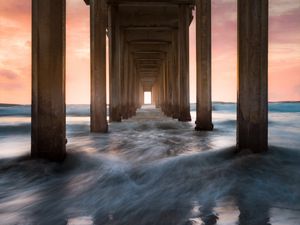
<box><xmin>144</xmin><ymin>92</ymin><xmax>152</xmax><ymax>105</ymax></box>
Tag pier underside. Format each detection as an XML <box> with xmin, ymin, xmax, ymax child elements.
<box><xmin>31</xmin><ymin>0</ymin><xmax>268</xmax><ymax>160</ymax></box>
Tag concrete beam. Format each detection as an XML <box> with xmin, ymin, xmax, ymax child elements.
<box><xmin>237</xmin><ymin>0</ymin><xmax>268</xmax><ymax>152</ymax></box>
<box><xmin>107</xmin><ymin>0</ymin><xmax>195</xmax><ymax>5</ymax></box>
<box><xmin>31</xmin><ymin>0</ymin><xmax>66</xmax><ymax>161</ymax></box>
<box><xmin>84</xmin><ymin>0</ymin><xmax>195</xmax><ymax>5</ymax></box>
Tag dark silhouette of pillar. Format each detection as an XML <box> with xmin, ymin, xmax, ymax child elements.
<box><xmin>171</xmin><ymin>29</ymin><xmax>179</xmax><ymax>119</ymax></box>
<box><xmin>161</xmin><ymin>58</ymin><xmax>167</xmax><ymax>113</ymax></box>
<box><xmin>134</xmin><ymin>64</ymin><xmax>140</xmax><ymax>113</ymax></box>
<box><xmin>108</xmin><ymin>4</ymin><xmax>122</xmax><ymax>122</ymax></box>
<box><xmin>90</xmin><ymin>0</ymin><xmax>108</xmax><ymax>132</ymax></box>
<box><xmin>178</xmin><ymin>4</ymin><xmax>191</xmax><ymax>122</ymax></box>
<box><xmin>195</xmin><ymin>0</ymin><xmax>213</xmax><ymax>131</ymax></box>
<box><xmin>139</xmin><ymin>83</ymin><xmax>144</xmax><ymax>107</ymax></box>
<box><xmin>31</xmin><ymin>0</ymin><xmax>66</xmax><ymax>161</ymax></box>
<box><xmin>122</xmin><ymin>42</ymin><xmax>129</xmax><ymax>119</ymax></box>
<box><xmin>237</xmin><ymin>0</ymin><xmax>268</xmax><ymax>152</ymax></box>
<box><xmin>165</xmin><ymin>51</ymin><xmax>172</xmax><ymax>116</ymax></box>
<box><xmin>128</xmin><ymin>53</ymin><xmax>134</xmax><ymax>117</ymax></box>
<box><xmin>159</xmin><ymin>62</ymin><xmax>164</xmax><ymax>109</ymax></box>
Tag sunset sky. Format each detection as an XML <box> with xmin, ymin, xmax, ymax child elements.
<box><xmin>0</xmin><ymin>0</ymin><xmax>299</xmax><ymax>104</ymax></box>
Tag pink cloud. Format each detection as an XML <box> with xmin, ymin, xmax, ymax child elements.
<box><xmin>0</xmin><ymin>69</ymin><xmax>18</xmax><ymax>80</ymax></box>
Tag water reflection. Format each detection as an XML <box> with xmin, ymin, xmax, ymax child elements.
<box><xmin>0</xmin><ymin>106</ymin><xmax>300</xmax><ymax>224</ymax></box>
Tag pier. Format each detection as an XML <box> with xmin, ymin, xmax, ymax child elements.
<box><xmin>31</xmin><ymin>0</ymin><xmax>268</xmax><ymax>160</ymax></box>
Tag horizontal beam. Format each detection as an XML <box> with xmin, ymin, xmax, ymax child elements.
<box><xmin>123</xmin><ymin>26</ymin><xmax>175</xmax><ymax>30</ymax></box>
<box><xmin>84</xmin><ymin>0</ymin><xmax>195</xmax><ymax>5</ymax></box>
<box><xmin>108</xmin><ymin>0</ymin><xmax>195</xmax><ymax>5</ymax></box>
<box><xmin>129</xmin><ymin>40</ymin><xmax>171</xmax><ymax>45</ymax></box>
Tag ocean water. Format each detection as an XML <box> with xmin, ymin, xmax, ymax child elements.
<box><xmin>0</xmin><ymin>103</ymin><xmax>299</xmax><ymax>225</ymax></box>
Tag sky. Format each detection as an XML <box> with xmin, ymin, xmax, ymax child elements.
<box><xmin>0</xmin><ymin>0</ymin><xmax>299</xmax><ymax>104</ymax></box>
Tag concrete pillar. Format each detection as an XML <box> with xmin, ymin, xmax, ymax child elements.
<box><xmin>166</xmin><ymin>49</ymin><xmax>173</xmax><ymax>117</ymax></box>
<box><xmin>152</xmin><ymin>82</ymin><xmax>159</xmax><ymax>107</ymax></box>
<box><xmin>108</xmin><ymin>4</ymin><xmax>121</xmax><ymax>122</ymax></box>
<box><xmin>31</xmin><ymin>0</ymin><xmax>66</xmax><ymax>161</ymax></box>
<box><xmin>171</xmin><ymin>29</ymin><xmax>179</xmax><ymax>119</ymax></box>
<box><xmin>152</xmin><ymin>85</ymin><xmax>155</xmax><ymax>106</ymax></box>
<box><xmin>122</xmin><ymin>40</ymin><xmax>129</xmax><ymax>119</ymax></box>
<box><xmin>90</xmin><ymin>0</ymin><xmax>108</xmax><ymax>132</ymax></box>
<box><xmin>128</xmin><ymin>54</ymin><xmax>134</xmax><ymax>117</ymax></box>
<box><xmin>237</xmin><ymin>0</ymin><xmax>268</xmax><ymax>152</ymax></box>
<box><xmin>134</xmin><ymin>65</ymin><xmax>140</xmax><ymax>112</ymax></box>
<box><xmin>178</xmin><ymin>4</ymin><xmax>191</xmax><ymax>122</ymax></box>
<box><xmin>159</xmin><ymin>63</ymin><xmax>165</xmax><ymax>110</ymax></box>
<box><xmin>195</xmin><ymin>0</ymin><xmax>213</xmax><ymax>131</ymax></box>
<box><xmin>139</xmin><ymin>83</ymin><xmax>144</xmax><ymax>106</ymax></box>
<box><xmin>128</xmin><ymin>53</ymin><xmax>135</xmax><ymax>117</ymax></box>
<box><xmin>161</xmin><ymin>58</ymin><xmax>167</xmax><ymax>113</ymax></box>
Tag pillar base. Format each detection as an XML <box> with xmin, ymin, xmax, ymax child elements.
<box><xmin>122</xmin><ymin>106</ymin><xmax>129</xmax><ymax>120</ymax></box>
<box><xmin>91</xmin><ymin>124</ymin><xmax>108</xmax><ymax>133</ymax></box>
<box><xmin>171</xmin><ymin>104</ymin><xmax>179</xmax><ymax>119</ymax></box>
<box><xmin>31</xmin><ymin>151</ymin><xmax>66</xmax><ymax>162</ymax></box>
<box><xmin>109</xmin><ymin>116</ymin><xmax>121</xmax><ymax>122</ymax></box>
<box><xmin>172</xmin><ymin>114</ymin><xmax>179</xmax><ymax>119</ymax></box>
<box><xmin>178</xmin><ymin>113</ymin><xmax>191</xmax><ymax>122</ymax></box>
<box><xmin>236</xmin><ymin>146</ymin><xmax>268</xmax><ymax>154</ymax></box>
<box><xmin>195</xmin><ymin>121</ymin><xmax>214</xmax><ymax>131</ymax></box>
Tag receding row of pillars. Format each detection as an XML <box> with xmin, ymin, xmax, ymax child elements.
<box><xmin>31</xmin><ymin>0</ymin><xmax>268</xmax><ymax>161</ymax></box>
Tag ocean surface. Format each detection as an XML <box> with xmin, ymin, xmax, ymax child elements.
<box><xmin>0</xmin><ymin>103</ymin><xmax>300</xmax><ymax>225</ymax></box>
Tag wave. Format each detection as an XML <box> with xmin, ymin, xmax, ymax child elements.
<box><xmin>1</xmin><ymin>102</ymin><xmax>299</xmax><ymax>118</ymax></box>
<box><xmin>0</xmin><ymin>147</ymin><xmax>300</xmax><ymax>225</ymax></box>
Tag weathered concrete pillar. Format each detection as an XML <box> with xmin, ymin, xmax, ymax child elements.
<box><xmin>122</xmin><ymin>39</ymin><xmax>129</xmax><ymax>119</ymax></box>
<box><xmin>171</xmin><ymin>29</ymin><xmax>179</xmax><ymax>119</ymax></box>
<box><xmin>139</xmin><ymin>83</ymin><xmax>144</xmax><ymax>106</ymax></box>
<box><xmin>128</xmin><ymin>53</ymin><xmax>134</xmax><ymax>117</ymax></box>
<box><xmin>134</xmin><ymin>65</ymin><xmax>140</xmax><ymax>112</ymax></box>
<box><xmin>195</xmin><ymin>0</ymin><xmax>213</xmax><ymax>131</ymax></box>
<box><xmin>152</xmin><ymin>84</ymin><xmax>155</xmax><ymax>106</ymax></box>
<box><xmin>157</xmin><ymin>76</ymin><xmax>162</xmax><ymax>107</ymax></box>
<box><xmin>152</xmin><ymin>82</ymin><xmax>159</xmax><ymax>107</ymax></box>
<box><xmin>90</xmin><ymin>0</ymin><xmax>108</xmax><ymax>132</ymax></box>
<box><xmin>178</xmin><ymin>4</ymin><xmax>191</xmax><ymax>122</ymax></box>
<box><xmin>161</xmin><ymin>58</ymin><xmax>167</xmax><ymax>113</ymax></box>
<box><xmin>159</xmin><ymin>62</ymin><xmax>165</xmax><ymax>110</ymax></box>
<box><xmin>108</xmin><ymin>4</ymin><xmax>122</xmax><ymax>122</ymax></box>
<box><xmin>237</xmin><ymin>0</ymin><xmax>268</xmax><ymax>152</ymax></box>
<box><xmin>166</xmin><ymin>49</ymin><xmax>173</xmax><ymax>117</ymax></box>
<box><xmin>31</xmin><ymin>0</ymin><xmax>66</xmax><ymax>161</ymax></box>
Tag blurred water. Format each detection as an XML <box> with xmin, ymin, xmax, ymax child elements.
<box><xmin>0</xmin><ymin>103</ymin><xmax>299</xmax><ymax>225</ymax></box>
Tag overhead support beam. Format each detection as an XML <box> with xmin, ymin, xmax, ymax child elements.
<box><xmin>123</xmin><ymin>26</ymin><xmax>175</xmax><ymax>31</ymax></box>
<box><xmin>129</xmin><ymin>41</ymin><xmax>171</xmax><ymax>45</ymax></box>
<box><xmin>84</xmin><ymin>0</ymin><xmax>195</xmax><ymax>5</ymax></box>
<box><xmin>31</xmin><ymin>0</ymin><xmax>66</xmax><ymax>161</ymax></box>
<box><xmin>237</xmin><ymin>0</ymin><xmax>268</xmax><ymax>152</ymax></box>
<box><xmin>90</xmin><ymin>0</ymin><xmax>108</xmax><ymax>132</ymax></box>
<box><xmin>107</xmin><ymin>0</ymin><xmax>195</xmax><ymax>5</ymax></box>
<box><xmin>178</xmin><ymin>4</ymin><xmax>191</xmax><ymax>122</ymax></box>
<box><xmin>109</xmin><ymin>4</ymin><xmax>122</xmax><ymax>122</ymax></box>
<box><xmin>195</xmin><ymin>0</ymin><xmax>213</xmax><ymax>131</ymax></box>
